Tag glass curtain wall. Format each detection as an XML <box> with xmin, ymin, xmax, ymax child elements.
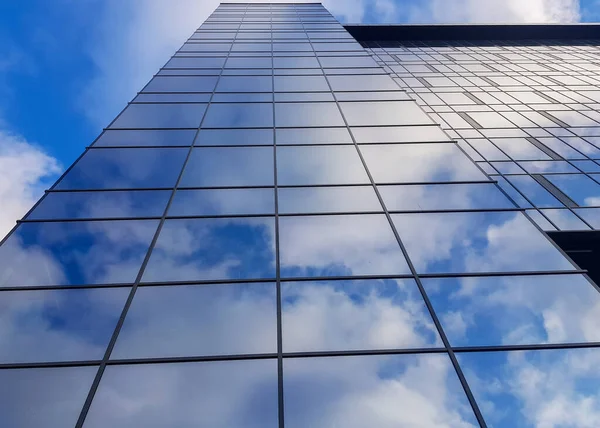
<box><xmin>1</xmin><ymin>3</ymin><xmax>599</xmax><ymax>428</ymax></box>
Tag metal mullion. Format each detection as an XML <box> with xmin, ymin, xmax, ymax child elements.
<box><xmin>270</xmin><ymin>14</ymin><xmax>286</xmax><ymax>428</ymax></box>
<box><xmin>7</xmin><ymin>340</ymin><xmax>600</xmax><ymax>373</ymax></box>
<box><xmin>309</xmin><ymin>19</ymin><xmax>490</xmax><ymax>428</ymax></box>
<box><xmin>73</xmin><ymin>10</ymin><xmax>243</xmax><ymax>428</ymax></box>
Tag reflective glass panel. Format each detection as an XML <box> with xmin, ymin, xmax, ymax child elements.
<box><xmin>27</xmin><ymin>190</ymin><xmax>171</xmax><ymax>220</ymax></box>
<box><xmin>282</xmin><ymin>279</ymin><xmax>439</xmax><ymax>352</ymax></box>
<box><xmin>277</xmin><ymin>146</ymin><xmax>369</xmax><ymax>185</ymax></box>
<box><xmin>112</xmin><ymin>283</ymin><xmax>276</xmax><ymax>359</ymax></box>
<box><xmin>328</xmin><ymin>74</ymin><xmax>399</xmax><ymax>91</ymax></box>
<box><xmin>195</xmin><ymin>128</ymin><xmax>273</xmax><ymax>146</ymax></box>
<box><xmin>142</xmin><ymin>76</ymin><xmax>218</xmax><ymax>93</ymax></box>
<box><xmin>274</xmin><ymin>75</ymin><xmax>329</xmax><ymax>92</ymax></box>
<box><xmin>360</xmin><ymin>144</ymin><xmax>489</xmax><ymax>183</ymax></box>
<box><xmin>351</xmin><ymin>125</ymin><xmax>449</xmax><ymax>143</ymax></box>
<box><xmin>202</xmin><ymin>103</ymin><xmax>274</xmax><ymax>128</ymax></box>
<box><xmin>143</xmin><ymin>217</ymin><xmax>275</xmax><ymax>282</ymax></box>
<box><xmin>459</xmin><ymin>349</ymin><xmax>600</xmax><ymax>428</ymax></box>
<box><xmin>55</xmin><ymin>148</ymin><xmax>187</xmax><ymax>190</ymax></box>
<box><xmin>275</xmin><ymin>103</ymin><xmax>345</xmax><ymax>127</ymax></box>
<box><xmin>0</xmin><ymin>220</ymin><xmax>158</xmax><ymax>287</ymax></box>
<box><xmin>379</xmin><ymin>183</ymin><xmax>514</xmax><ymax>211</ymax></box>
<box><xmin>0</xmin><ymin>287</ymin><xmax>128</xmax><ymax>363</ymax></box>
<box><xmin>169</xmin><ymin>188</ymin><xmax>274</xmax><ymax>216</ymax></box>
<box><xmin>340</xmin><ymin>101</ymin><xmax>433</xmax><ymax>126</ymax></box>
<box><xmin>424</xmin><ymin>274</ymin><xmax>600</xmax><ymax>346</ymax></box>
<box><xmin>507</xmin><ymin>176</ymin><xmax>562</xmax><ymax>208</ymax></box>
<box><xmin>492</xmin><ymin>138</ymin><xmax>552</xmax><ymax>161</ymax></box>
<box><xmin>94</xmin><ymin>129</ymin><xmax>197</xmax><ymax>147</ymax></box>
<box><xmin>284</xmin><ymin>354</ymin><xmax>478</xmax><ymax>428</ymax></box>
<box><xmin>278</xmin><ymin>186</ymin><xmax>381</xmax><ymax>214</ymax></box>
<box><xmin>276</xmin><ymin>127</ymin><xmax>352</xmax><ymax>144</ymax></box>
<box><xmin>545</xmin><ymin>174</ymin><xmax>600</xmax><ymax>206</ymax></box>
<box><xmin>110</xmin><ymin>103</ymin><xmax>207</xmax><ymax>129</ymax></box>
<box><xmin>0</xmin><ymin>367</ymin><xmax>97</xmax><ymax>428</ymax></box>
<box><xmin>84</xmin><ymin>360</ymin><xmax>278</xmax><ymax>428</ymax></box>
<box><xmin>215</xmin><ymin>76</ymin><xmax>273</xmax><ymax>92</ymax></box>
<box><xmin>180</xmin><ymin>147</ymin><xmax>274</xmax><ymax>187</ymax></box>
<box><xmin>279</xmin><ymin>214</ymin><xmax>410</xmax><ymax>277</ymax></box>
<box><xmin>392</xmin><ymin>211</ymin><xmax>575</xmax><ymax>274</ymax></box>
<box><xmin>164</xmin><ymin>57</ymin><xmax>226</xmax><ymax>68</ymax></box>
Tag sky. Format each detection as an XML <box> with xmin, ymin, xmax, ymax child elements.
<box><xmin>0</xmin><ymin>0</ymin><xmax>599</xmax><ymax>239</ymax></box>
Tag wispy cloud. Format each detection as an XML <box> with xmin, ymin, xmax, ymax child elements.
<box><xmin>0</xmin><ymin>131</ymin><xmax>61</xmax><ymax>240</ymax></box>
<box><xmin>410</xmin><ymin>0</ymin><xmax>580</xmax><ymax>23</ymax></box>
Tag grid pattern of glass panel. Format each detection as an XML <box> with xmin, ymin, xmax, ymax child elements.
<box><xmin>366</xmin><ymin>39</ymin><xmax>600</xmax><ymax>232</ymax></box>
<box><xmin>1</xmin><ymin>4</ymin><xmax>599</xmax><ymax>428</ymax></box>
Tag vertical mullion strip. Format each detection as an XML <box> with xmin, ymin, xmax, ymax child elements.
<box><xmin>73</xmin><ymin>5</ymin><xmax>241</xmax><ymax>428</ymax></box>
<box><xmin>307</xmin><ymin>25</ymin><xmax>489</xmax><ymax>428</ymax></box>
<box><xmin>272</xmin><ymin>8</ymin><xmax>285</xmax><ymax>428</ymax></box>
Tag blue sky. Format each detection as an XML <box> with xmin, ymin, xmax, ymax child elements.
<box><xmin>0</xmin><ymin>0</ymin><xmax>599</xmax><ymax>237</ymax></box>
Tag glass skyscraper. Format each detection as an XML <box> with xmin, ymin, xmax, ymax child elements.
<box><xmin>2</xmin><ymin>3</ymin><xmax>600</xmax><ymax>427</ymax></box>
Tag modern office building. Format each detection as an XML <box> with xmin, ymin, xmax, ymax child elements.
<box><xmin>1</xmin><ymin>2</ymin><xmax>600</xmax><ymax>427</ymax></box>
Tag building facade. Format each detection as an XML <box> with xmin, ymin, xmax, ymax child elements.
<box><xmin>1</xmin><ymin>3</ymin><xmax>600</xmax><ymax>427</ymax></box>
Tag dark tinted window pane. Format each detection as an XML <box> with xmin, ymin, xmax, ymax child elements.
<box><xmin>0</xmin><ymin>220</ymin><xmax>158</xmax><ymax>287</ymax></box>
<box><xmin>279</xmin><ymin>214</ymin><xmax>410</xmax><ymax>277</ymax></box>
<box><xmin>180</xmin><ymin>147</ymin><xmax>274</xmax><ymax>187</ymax></box>
<box><xmin>142</xmin><ymin>76</ymin><xmax>218</xmax><ymax>93</ymax></box>
<box><xmin>275</xmin><ymin>103</ymin><xmax>344</xmax><ymax>127</ymax></box>
<box><xmin>85</xmin><ymin>360</ymin><xmax>278</xmax><ymax>428</ymax></box>
<box><xmin>112</xmin><ymin>283</ymin><xmax>276</xmax><ymax>359</ymax></box>
<box><xmin>169</xmin><ymin>188</ymin><xmax>274</xmax><ymax>216</ymax></box>
<box><xmin>110</xmin><ymin>104</ymin><xmax>207</xmax><ymax>129</ymax></box>
<box><xmin>27</xmin><ymin>190</ymin><xmax>171</xmax><ymax>220</ymax></box>
<box><xmin>282</xmin><ymin>279</ymin><xmax>439</xmax><ymax>352</ymax></box>
<box><xmin>55</xmin><ymin>148</ymin><xmax>187</xmax><ymax>190</ymax></box>
<box><xmin>284</xmin><ymin>355</ymin><xmax>478</xmax><ymax>428</ymax></box>
<box><xmin>0</xmin><ymin>288</ymin><xmax>128</xmax><ymax>363</ymax></box>
<box><xmin>143</xmin><ymin>217</ymin><xmax>275</xmax><ymax>282</ymax></box>
<box><xmin>0</xmin><ymin>367</ymin><xmax>97</xmax><ymax>428</ymax></box>
<box><xmin>203</xmin><ymin>103</ymin><xmax>274</xmax><ymax>128</ymax></box>
<box><xmin>94</xmin><ymin>130</ymin><xmax>197</xmax><ymax>147</ymax></box>
<box><xmin>195</xmin><ymin>128</ymin><xmax>273</xmax><ymax>146</ymax></box>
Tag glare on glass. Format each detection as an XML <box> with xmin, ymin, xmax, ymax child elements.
<box><xmin>84</xmin><ymin>360</ymin><xmax>278</xmax><ymax>428</ymax></box>
<box><xmin>279</xmin><ymin>214</ymin><xmax>410</xmax><ymax>277</ymax></box>
<box><xmin>112</xmin><ymin>283</ymin><xmax>277</xmax><ymax>359</ymax></box>
<box><xmin>282</xmin><ymin>279</ymin><xmax>440</xmax><ymax>352</ymax></box>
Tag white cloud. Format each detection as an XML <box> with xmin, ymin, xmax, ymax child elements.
<box><xmin>0</xmin><ymin>131</ymin><xmax>61</xmax><ymax>240</ymax></box>
<box><xmin>413</xmin><ymin>0</ymin><xmax>580</xmax><ymax>23</ymax></box>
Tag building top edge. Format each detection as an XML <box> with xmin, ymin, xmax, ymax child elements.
<box><xmin>344</xmin><ymin>23</ymin><xmax>600</xmax><ymax>41</ymax></box>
